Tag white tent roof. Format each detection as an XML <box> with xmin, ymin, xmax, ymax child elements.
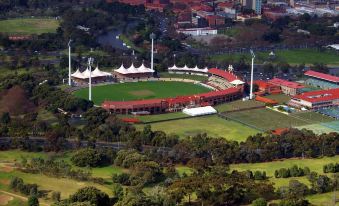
<box><xmin>168</xmin><ymin>64</ymin><xmax>209</xmax><ymax>73</ymax></box>
<box><xmin>327</xmin><ymin>44</ymin><xmax>339</xmax><ymax>50</ymax></box>
<box><xmin>71</xmin><ymin>67</ymin><xmax>112</xmax><ymax>79</ymax></box>
<box><xmin>182</xmin><ymin>106</ymin><xmax>217</xmax><ymax>116</ymax></box>
<box><xmin>114</xmin><ymin>63</ymin><xmax>155</xmax><ymax>74</ymax></box>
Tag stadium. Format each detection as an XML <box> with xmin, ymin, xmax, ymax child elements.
<box><xmin>74</xmin><ymin>67</ymin><xmax>244</xmax><ymax>115</ymax></box>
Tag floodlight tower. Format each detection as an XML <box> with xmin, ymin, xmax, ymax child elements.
<box><xmin>68</xmin><ymin>39</ymin><xmax>72</xmax><ymax>86</ymax></box>
<box><xmin>250</xmin><ymin>50</ymin><xmax>255</xmax><ymax>100</ymax></box>
<box><xmin>150</xmin><ymin>33</ymin><xmax>156</xmax><ymax>71</ymax></box>
<box><xmin>88</xmin><ymin>57</ymin><xmax>94</xmax><ymax>101</ymax></box>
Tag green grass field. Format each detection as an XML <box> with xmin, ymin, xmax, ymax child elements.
<box><xmin>211</xmin><ymin>49</ymin><xmax>339</xmax><ymax>65</ymax></box>
<box><xmin>136</xmin><ymin>115</ymin><xmax>259</xmax><ymax>142</ymax></box>
<box><xmin>214</xmin><ymin>99</ymin><xmax>265</xmax><ymax>113</ymax></box>
<box><xmin>225</xmin><ymin>108</ymin><xmax>311</xmax><ymax>131</ymax></box>
<box><xmin>0</xmin><ymin>18</ymin><xmax>59</xmax><ymax>35</ymax></box>
<box><xmin>74</xmin><ymin>81</ymin><xmax>211</xmax><ymax>105</ymax></box>
<box><xmin>265</xmin><ymin>94</ymin><xmax>291</xmax><ymax>104</ymax></box>
<box><xmin>121</xmin><ymin>112</ymin><xmax>189</xmax><ymax>123</ymax></box>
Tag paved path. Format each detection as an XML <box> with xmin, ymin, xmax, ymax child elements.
<box><xmin>0</xmin><ymin>190</ymin><xmax>50</xmax><ymax>206</ymax></box>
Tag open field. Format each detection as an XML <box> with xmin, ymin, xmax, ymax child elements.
<box><xmin>225</xmin><ymin>108</ymin><xmax>311</xmax><ymax>131</ymax></box>
<box><xmin>0</xmin><ymin>18</ymin><xmax>59</xmax><ymax>35</ymax></box>
<box><xmin>159</xmin><ymin>72</ymin><xmax>208</xmax><ymax>82</ymax></box>
<box><xmin>231</xmin><ymin>155</ymin><xmax>339</xmax><ymax>188</ymax></box>
<box><xmin>214</xmin><ymin>99</ymin><xmax>265</xmax><ymax>112</ymax></box>
<box><xmin>265</xmin><ymin>94</ymin><xmax>291</xmax><ymax>104</ymax></box>
<box><xmin>120</xmin><ymin>112</ymin><xmax>189</xmax><ymax>123</ymax></box>
<box><xmin>137</xmin><ymin>115</ymin><xmax>259</xmax><ymax>141</ymax></box>
<box><xmin>74</xmin><ymin>81</ymin><xmax>211</xmax><ymax>105</ymax></box>
<box><xmin>306</xmin><ymin>192</ymin><xmax>339</xmax><ymax>206</ymax></box>
<box><xmin>211</xmin><ymin>49</ymin><xmax>339</xmax><ymax>65</ymax></box>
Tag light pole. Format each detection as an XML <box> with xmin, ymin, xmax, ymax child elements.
<box><xmin>68</xmin><ymin>39</ymin><xmax>72</xmax><ymax>86</ymax></box>
<box><xmin>173</xmin><ymin>53</ymin><xmax>176</xmax><ymax>65</ymax></box>
<box><xmin>250</xmin><ymin>50</ymin><xmax>255</xmax><ymax>100</ymax></box>
<box><xmin>150</xmin><ymin>33</ymin><xmax>156</xmax><ymax>71</ymax></box>
<box><xmin>88</xmin><ymin>57</ymin><xmax>94</xmax><ymax>101</ymax></box>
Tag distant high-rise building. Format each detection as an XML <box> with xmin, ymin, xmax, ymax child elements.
<box><xmin>242</xmin><ymin>0</ymin><xmax>262</xmax><ymax>14</ymax></box>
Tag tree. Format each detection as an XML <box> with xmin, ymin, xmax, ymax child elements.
<box><xmin>69</xmin><ymin>187</ymin><xmax>110</xmax><ymax>206</ymax></box>
<box><xmin>51</xmin><ymin>191</ymin><xmax>61</xmax><ymax>202</ymax></box>
<box><xmin>1</xmin><ymin>112</ymin><xmax>10</xmax><ymax>124</ymax></box>
<box><xmin>112</xmin><ymin>183</ymin><xmax>124</xmax><ymax>200</ymax></box>
<box><xmin>252</xmin><ymin>198</ymin><xmax>267</xmax><ymax>206</ymax></box>
<box><xmin>28</xmin><ymin>195</ymin><xmax>39</xmax><ymax>206</ymax></box>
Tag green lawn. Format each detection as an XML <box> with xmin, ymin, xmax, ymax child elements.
<box><xmin>306</xmin><ymin>192</ymin><xmax>339</xmax><ymax>206</ymax></box>
<box><xmin>265</xmin><ymin>94</ymin><xmax>291</xmax><ymax>104</ymax></box>
<box><xmin>225</xmin><ymin>108</ymin><xmax>311</xmax><ymax>131</ymax></box>
<box><xmin>175</xmin><ymin>166</ymin><xmax>194</xmax><ymax>177</ymax></box>
<box><xmin>0</xmin><ymin>18</ymin><xmax>59</xmax><ymax>35</ymax></box>
<box><xmin>130</xmin><ymin>112</ymin><xmax>189</xmax><ymax>123</ymax></box>
<box><xmin>74</xmin><ymin>81</ymin><xmax>211</xmax><ymax>105</ymax></box>
<box><xmin>214</xmin><ymin>99</ymin><xmax>265</xmax><ymax>113</ymax></box>
<box><xmin>211</xmin><ymin>49</ymin><xmax>339</xmax><ymax>66</ymax></box>
<box><xmin>136</xmin><ymin>115</ymin><xmax>259</xmax><ymax>142</ymax></box>
<box><xmin>159</xmin><ymin>72</ymin><xmax>208</xmax><ymax>82</ymax></box>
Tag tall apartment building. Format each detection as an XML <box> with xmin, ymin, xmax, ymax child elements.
<box><xmin>242</xmin><ymin>0</ymin><xmax>262</xmax><ymax>14</ymax></box>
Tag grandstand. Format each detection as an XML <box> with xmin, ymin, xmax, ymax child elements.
<box><xmin>289</xmin><ymin>88</ymin><xmax>339</xmax><ymax>109</ymax></box>
<box><xmin>113</xmin><ymin>63</ymin><xmax>155</xmax><ymax>80</ymax></box>
<box><xmin>304</xmin><ymin>70</ymin><xmax>339</xmax><ymax>89</ymax></box>
<box><xmin>207</xmin><ymin>68</ymin><xmax>244</xmax><ymax>91</ymax></box>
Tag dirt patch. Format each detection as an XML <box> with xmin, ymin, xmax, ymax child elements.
<box><xmin>0</xmin><ymin>164</ymin><xmax>14</xmax><ymax>173</ymax></box>
<box><xmin>129</xmin><ymin>90</ymin><xmax>154</xmax><ymax>97</ymax></box>
<box><xmin>0</xmin><ymin>179</ymin><xmax>10</xmax><ymax>186</ymax></box>
<box><xmin>0</xmin><ymin>194</ymin><xmax>13</xmax><ymax>205</ymax></box>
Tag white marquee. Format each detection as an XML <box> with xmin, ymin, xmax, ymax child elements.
<box><xmin>114</xmin><ymin>63</ymin><xmax>155</xmax><ymax>75</ymax></box>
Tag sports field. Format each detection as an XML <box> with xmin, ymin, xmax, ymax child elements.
<box><xmin>211</xmin><ymin>49</ymin><xmax>339</xmax><ymax>65</ymax></box>
<box><xmin>214</xmin><ymin>99</ymin><xmax>265</xmax><ymax>112</ymax></box>
<box><xmin>136</xmin><ymin>115</ymin><xmax>259</xmax><ymax>142</ymax></box>
<box><xmin>159</xmin><ymin>72</ymin><xmax>209</xmax><ymax>81</ymax></box>
<box><xmin>74</xmin><ymin>81</ymin><xmax>211</xmax><ymax>105</ymax></box>
<box><xmin>0</xmin><ymin>18</ymin><xmax>59</xmax><ymax>35</ymax></box>
<box><xmin>224</xmin><ymin>108</ymin><xmax>311</xmax><ymax>131</ymax></box>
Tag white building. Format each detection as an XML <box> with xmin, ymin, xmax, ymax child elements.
<box><xmin>177</xmin><ymin>27</ymin><xmax>218</xmax><ymax>36</ymax></box>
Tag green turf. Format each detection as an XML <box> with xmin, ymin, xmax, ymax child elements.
<box><xmin>214</xmin><ymin>100</ymin><xmax>265</xmax><ymax>113</ymax></box>
<box><xmin>0</xmin><ymin>18</ymin><xmax>59</xmax><ymax>35</ymax></box>
<box><xmin>5</xmin><ymin>198</ymin><xmax>27</xmax><ymax>206</ymax></box>
<box><xmin>159</xmin><ymin>72</ymin><xmax>208</xmax><ymax>82</ymax></box>
<box><xmin>74</xmin><ymin>81</ymin><xmax>211</xmax><ymax>105</ymax></box>
<box><xmin>211</xmin><ymin>49</ymin><xmax>339</xmax><ymax>65</ymax></box>
<box><xmin>306</xmin><ymin>192</ymin><xmax>339</xmax><ymax>206</ymax></box>
<box><xmin>136</xmin><ymin>115</ymin><xmax>259</xmax><ymax>142</ymax></box>
<box><xmin>225</xmin><ymin>108</ymin><xmax>311</xmax><ymax>131</ymax></box>
<box><xmin>296</xmin><ymin>123</ymin><xmax>338</xmax><ymax>134</ymax></box>
<box><xmin>128</xmin><ymin>112</ymin><xmax>189</xmax><ymax>123</ymax></box>
<box><xmin>291</xmin><ymin>111</ymin><xmax>335</xmax><ymax>124</ymax></box>
<box><xmin>265</xmin><ymin>94</ymin><xmax>291</xmax><ymax>104</ymax></box>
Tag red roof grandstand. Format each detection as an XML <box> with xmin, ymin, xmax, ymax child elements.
<box><xmin>304</xmin><ymin>70</ymin><xmax>339</xmax><ymax>83</ymax></box>
<box><xmin>255</xmin><ymin>95</ymin><xmax>278</xmax><ymax>105</ymax></box>
<box><xmin>208</xmin><ymin>68</ymin><xmax>239</xmax><ymax>82</ymax></box>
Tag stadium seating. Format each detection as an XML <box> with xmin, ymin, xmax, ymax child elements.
<box><xmin>207</xmin><ymin>76</ymin><xmax>234</xmax><ymax>90</ymax></box>
<box><xmin>305</xmin><ymin>78</ymin><xmax>339</xmax><ymax>90</ymax></box>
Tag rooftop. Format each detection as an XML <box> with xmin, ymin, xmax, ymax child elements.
<box><xmin>292</xmin><ymin>88</ymin><xmax>339</xmax><ymax>103</ymax></box>
<box><xmin>305</xmin><ymin>70</ymin><xmax>339</xmax><ymax>83</ymax></box>
<box><xmin>269</xmin><ymin>78</ymin><xmax>304</xmax><ymax>89</ymax></box>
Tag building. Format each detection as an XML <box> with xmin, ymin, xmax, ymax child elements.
<box><xmin>205</xmin><ymin>15</ymin><xmax>225</xmax><ymax>27</ymax></box>
<box><xmin>289</xmin><ymin>88</ymin><xmax>339</xmax><ymax>109</ymax></box>
<box><xmin>177</xmin><ymin>27</ymin><xmax>217</xmax><ymax>36</ymax></box>
<box><xmin>102</xmin><ymin>87</ymin><xmax>242</xmax><ymax>114</ymax></box>
<box><xmin>71</xmin><ymin>67</ymin><xmax>112</xmax><ymax>85</ymax></box>
<box><xmin>254</xmin><ymin>80</ymin><xmax>282</xmax><ymax>94</ymax></box>
<box><xmin>242</xmin><ymin>0</ymin><xmax>262</xmax><ymax>14</ymax></box>
<box><xmin>208</xmin><ymin>68</ymin><xmax>245</xmax><ymax>90</ymax></box>
<box><xmin>113</xmin><ymin>63</ymin><xmax>155</xmax><ymax>80</ymax></box>
<box><xmin>304</xmin><ymin>70</ymin><xmax>339</xmax><ymax>89</ymax></box>
<box><xmin>268</xmin><ymin>78</ymin><xmax>304</xmax><ymax>96</ymax></box>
